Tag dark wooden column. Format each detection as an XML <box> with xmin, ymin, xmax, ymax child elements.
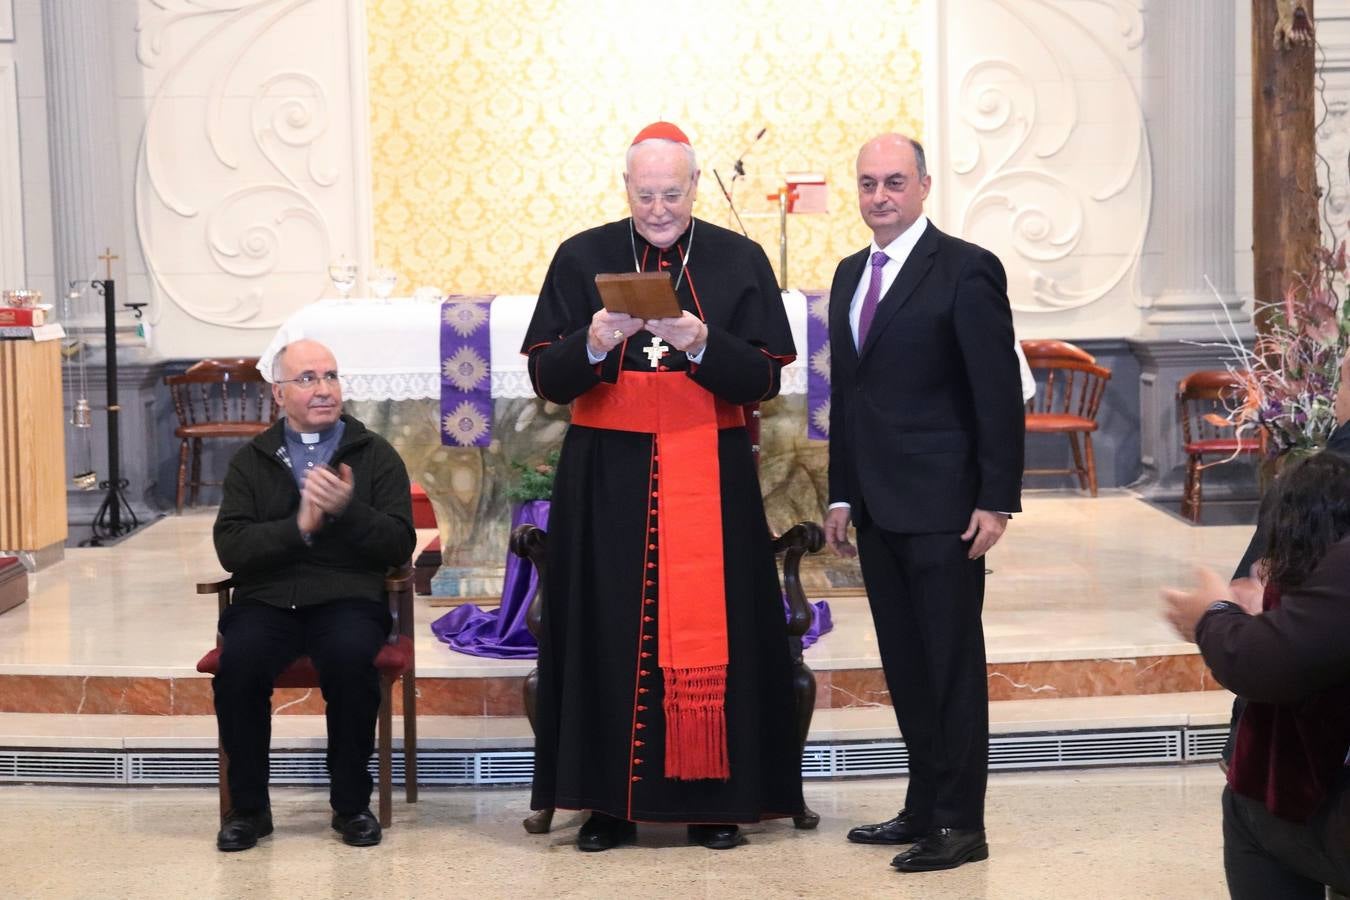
<box><xmin>1251</xmin><ymin>0</ymin><xmax>1321</xmax><ymax>331</ymax></box>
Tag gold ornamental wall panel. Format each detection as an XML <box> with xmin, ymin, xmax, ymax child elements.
<box><xmin>367</xmin><ymin>0</ymin><xmax>925</xmax><ymax>295</ymax></box>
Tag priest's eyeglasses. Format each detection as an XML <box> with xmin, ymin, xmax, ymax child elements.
<box><xmin>276</xmin><ymin>371</ymin><xmax>341</xmax><ymax>389</ymax></box>
<box><xmin>631</xmin><ymin>189</ymin><xmax>690</xmax><ymax>207</ymax></box>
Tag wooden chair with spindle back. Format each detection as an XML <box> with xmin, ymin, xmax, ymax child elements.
<box><xmin>1177</xmin><ymin>370</ymin><xmax>1266</xmax><ymax>522</ymax></box>
<box><xmin>165</xmin><ymin>358</ymin><xmax>276</xmax><ymax>511</ymax></box>
<box><xmin>1021</xmin><ymin>339</ymin><xmax>1113</xmax><ymax>496</ymax></box>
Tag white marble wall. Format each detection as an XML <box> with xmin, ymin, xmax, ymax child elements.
<box><xmin>114</xmin><ymin>0</ymin><xmax>374</xmax><ymax>359</ymax></box>
<box><xmin>1315</xmin><ymin>2</ymin><xmax>1350</xmax><ymax>250</ymax></box>
<box><xmin>927</xmin><ymin>0</ymin><xmax>1155</xmax><ymax>340</ymax></box>
<box><xmin>3</xmin><ymin>0</ymin><xmax>54</xmax><ymax>303</ymax></box>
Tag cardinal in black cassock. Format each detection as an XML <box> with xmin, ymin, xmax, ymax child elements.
<box><xmin>520</xmin><ymin>122</ymin><xmax>805</xmax><ymax>851</ymax></box>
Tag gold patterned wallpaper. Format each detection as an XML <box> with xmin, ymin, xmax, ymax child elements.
<box><xmin>366</xmin><ymin>0</ymin><xmax>925</xmax><ymax>295</ymax></box>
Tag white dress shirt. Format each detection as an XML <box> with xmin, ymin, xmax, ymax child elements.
<box><xmin>848</xmin><ymin>215</ymin><xmax>930</xmax><ymax>349</ymax></box>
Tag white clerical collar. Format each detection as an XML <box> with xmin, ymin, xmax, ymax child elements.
<box><xmin>871</xmin><ymin>214</ymin><xmax>929</xmax><ymax>263</ymax></box>
<box><xmin>284</xmin><ymin>421</ymin><xmax>339</xmax><ymax>445</ymax></box>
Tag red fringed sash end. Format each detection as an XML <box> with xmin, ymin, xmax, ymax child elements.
<box><xmin>662</xmin><ymin>664</ymin><xmax>730</xmax><ymax>781</ymax></box>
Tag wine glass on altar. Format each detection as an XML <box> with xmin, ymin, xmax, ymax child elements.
<box><xmin>327</xmin><ymin>255</ymin><xmax>358</xmax><ymax>299</ymax></box>
<box><xmin>369</xmin><ymin>265</ymin><xmax>399</xmax><ymax>300</ymax></box>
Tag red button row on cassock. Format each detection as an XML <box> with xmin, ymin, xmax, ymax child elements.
<box><xmin>633</xmin><ymin>449</ymin><xmax>661</xmax><ymax>785</ymax></box>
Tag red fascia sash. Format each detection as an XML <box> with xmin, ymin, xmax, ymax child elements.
<box><xmin>570</xmin><ymin>372</ymin><xmax>743</xmax><ymax>780</ymax></box>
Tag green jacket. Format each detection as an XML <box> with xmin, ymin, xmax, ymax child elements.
<box><xmin>213</xmin><ymin>414</ymin><xmax>416</xmax><ymax>608</ymax></box>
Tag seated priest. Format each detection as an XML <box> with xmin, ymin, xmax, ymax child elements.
<box><xmin>210</xmin><ymin>339</ymin><xmax>415</xmax><ymax>851</ymax></box>
<box><xmin>520</xmin><ymin>121</ymin><xmax>805</xmax><ymax>851</ymax></box>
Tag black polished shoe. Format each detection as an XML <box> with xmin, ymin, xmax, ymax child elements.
<box><xmin>576</xmin><ymin>813</ymin><xmax>636</xmax><ymax>852</ymax></box>
<box><xmin>846</xmin><ymin>809</ymin><xmax>927</xmax><ymax>845</ymax></box>
<box><xmin>891</xmin><ymin>827</ymin><xmax>988</xmax><ymax>872</ymax></box>
<box><xmin>687</xmin><ymin>823</ymin><xmax>745</xmax><ymax>850</ymax></box>
<box><xmin>331</xmin><ymin>809</ymin><xmax>382</xmax><ymax>847</ymax></box>
<box><xmin>216</xmin><ymin>808</ymin><xmax>273</xmax><ymax>852</ymax></box>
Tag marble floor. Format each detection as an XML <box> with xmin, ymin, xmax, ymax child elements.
<box><xmin>0</xmin><ymin>490</ymin><xmax>1254</xmax><ymax>678</ymax></box>
<box><xmin>0</xmin><ymin>766</ymin><xmax>1230</xmax><ymax>899</ymax></box>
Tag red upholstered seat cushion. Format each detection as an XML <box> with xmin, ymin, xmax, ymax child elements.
<box><xmin>1185</xmin><ymin>438</ymin><xmax>1263</xmax><ymax>455</ymax></box>
<box><xmin>0</xmin><ymin>557</ymin><xmax>20</xmax><ymax>574</ymax></box>
<box><xmin>410</xmin><ymin>483</ymin><xmax>436</xmax><ymax>529</ymax></box>
<box><xmin>1025</xmin><ymin>413</ymin><xmax>1099</xmax><ymax>434</ymax></box>
<box><xmin>196</xmin><ymin>635</ymin><xmax>414</xmax><ymax>682</ymax></box>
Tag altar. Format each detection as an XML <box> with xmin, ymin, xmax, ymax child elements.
<box><xmin>259</xmin><ymin>293</ymin><xmax>829</xmax><ymax>584</ymax></box>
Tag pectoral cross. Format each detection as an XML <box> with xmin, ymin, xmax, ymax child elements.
<box><xmin>643</xmin><ymin>336</ymin><xmax>670</xmax><ymax>369</ymax></box>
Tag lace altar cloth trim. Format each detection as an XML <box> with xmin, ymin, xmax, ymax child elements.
<box><xmin>259</xmin><ymin>292</ymin><xmax>809</xmax><ymax>403</ymax></box>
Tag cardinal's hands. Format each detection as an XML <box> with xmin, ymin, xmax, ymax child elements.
<box><xmin>588</xmin><ymin>309</ymin><xmax>645</xmax><ymax>356</ymax></box>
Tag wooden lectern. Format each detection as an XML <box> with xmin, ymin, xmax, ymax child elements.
<box><xmin>0</xmin><ymin>340</ymin><xmax>67</xmax><ymax>555</ymax></box>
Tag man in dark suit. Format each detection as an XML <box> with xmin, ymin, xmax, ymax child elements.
<box><xmin>825</xmin><ymin>133</ymin><xmax>1025</xmax><ymax>873</ymax></box>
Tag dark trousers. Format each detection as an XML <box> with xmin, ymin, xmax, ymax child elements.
<box><xmin>857</xmin><ymin>524</ymin><xmax>989</xmax><ymax>829</ymax></box>
<box><xmin>1223</xmin><ymin>774</ymin><xmax>1350</xmax><ymax>899</ymax></box>
<box><xmin>212</xmin><ymin>598</ymin><xmax>391</xmax><ymax>815</ymax></box>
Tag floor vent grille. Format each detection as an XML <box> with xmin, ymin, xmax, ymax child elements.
<box><xmin>1184</xmin><ymin>726</ymin><xmax>1229</xmax><ymax>761</ymax></box>
<box><xmin>1</xmin><ymin>725</ymin><xmax>1228</xmax><ymax>786</ymax></box>
<box><xmin>0</xmin><ymin>749</ymin><xmax>126</xmax><ymax>784</ymax></box>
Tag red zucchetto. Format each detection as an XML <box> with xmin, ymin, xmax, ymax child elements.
<box><xmin>630</xmin><ymin>121</ymin><xmax>690</xmax><ymax>146</ymax></box>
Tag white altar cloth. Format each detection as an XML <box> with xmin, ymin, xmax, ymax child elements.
<box><xmin>257</xmin><ymin>292</ymin><xmax>812</xmax><ymax>401</ymax></box>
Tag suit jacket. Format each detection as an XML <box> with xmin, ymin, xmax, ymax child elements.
<box><xmin>827</xmin><ymin>222</ymin><xmax>1025</xmax><ymax>534</ymax></box>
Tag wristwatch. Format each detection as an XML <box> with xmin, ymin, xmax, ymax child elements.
<box><xmin>1204</xmin><ymin>600</ymin><xmax>1241</xmax><ymax>616</ymax></box>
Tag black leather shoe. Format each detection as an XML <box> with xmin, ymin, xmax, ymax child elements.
<box><xmin>891</xmin><ymin>827</ymin><xmax>988</xmax><ymax>872</ymax></box>
<box><xmin>216</xmin><ymin>808</ymin><xmax>273</xmax><ymax>852</ymax></box>
<box><xmin>576</xmin><ymin>813</ymin><xmax>636</xmax><ymax>852</ymax></box>
<box><xmin>331</xmin><ymin>809</ymin><xmax>382</xmax><ymax>847</ymax></box>
<box><xmin>846</xmin><ymin>809</ymin><xmax>927</xmax><ymax>845</ymax></box>
<box><xmin>687</xmin><ymin>824</ymin><xmax>745</xmax><ymax>850</ymax></box>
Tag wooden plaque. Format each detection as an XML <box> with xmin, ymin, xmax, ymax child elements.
<box><xmin>594</xmin><ymin>272</ymin><xmax>683</xmax><ymax>320</ymax></box>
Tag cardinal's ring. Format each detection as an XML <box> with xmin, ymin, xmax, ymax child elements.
<box><xmin>612</xmin><ymin>329</ymin><xmax>624</xmax><ymax>339</ymax></box>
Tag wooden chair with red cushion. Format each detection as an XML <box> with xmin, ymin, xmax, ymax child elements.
<box><xmin>165</xmin><ymin>358</ymin><xmax>276</xmax><ymax>512</ymax></box>
<box><xmin>1178</xmin><ymin>370</ymin><xmax>1266</xmax><ymax>523</ymax></box>
<box><xmin>195</xmin><ymin>566</ymin><xmax>418</xmax><ymax>828</ymax></box>
<box><xmin>1021</xmin><ymin>339</ymin><xmax>1113</xmax><ymax>496</ymax></box>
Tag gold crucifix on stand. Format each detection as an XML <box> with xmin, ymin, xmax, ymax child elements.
<box><xmin>98</xmin><ymin>248</ymin><xmax>119</xmax><ymax>281</ymax></box>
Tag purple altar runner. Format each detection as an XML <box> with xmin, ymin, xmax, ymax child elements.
<box><xmin>432</xmin><ymin>497</ymin><xmax>835</xmax><ymax>658</ymax></box>
<box><xmin>805</xmin><ymin>289</ymin><xmax>830</xmax><ymax>440</ymax></box>
<box><xmin>430</xmin><ymin>500</ymin><xmax>550</xmax><ymax>659</ymax></box>
<box><xmin>439</xmin><ymin>295</ymin><xmax>495</xmax><ymax>447</ymax></box>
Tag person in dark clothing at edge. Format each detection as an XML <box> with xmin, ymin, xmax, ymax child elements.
<box><xmin>1221</xmin><ymin>350</ymin><xmax>1350</xmax><ymax>769</ymax></box>
<box><xmin>210</xmin><ymin>339</ymin><xmax>415</xmax><ymax>852</ymax></box>
<box><xmin>1164</xmin><ymin>459</ymin><xmax>1350</xmax><ymax>893</ymax></box>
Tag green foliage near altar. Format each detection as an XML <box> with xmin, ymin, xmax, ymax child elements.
<box><xmin>506</xmin><ymin>450</ymin><xmax>559</xmax><ymax>503</ymax></box>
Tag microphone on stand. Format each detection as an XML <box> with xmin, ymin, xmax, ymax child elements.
<box><xmin>713</xmin><ymin>169</ymin><xmax>749</xmax><ymax>236</ymax></box>
<box><xmin>732</xmin><ymin>127</ymin><xmax>767</xmax><ymax>180</ymax></box>
<box><xmin>718</xmin><ymin>127</ymin><xmax>767</xmax><ymax>237</ymax></box>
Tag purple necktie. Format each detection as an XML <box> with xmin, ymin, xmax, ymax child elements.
<box><xmin>856</xmin><ymin>250</ymin><xmax>889</xmax><ymax>347</ymax></box>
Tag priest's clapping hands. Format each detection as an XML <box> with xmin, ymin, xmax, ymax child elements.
<box><xmin>296</xmin><ymin>462</ymin><xmax>354</xmax><ymax>534</ymax></box>
<box><xmin>587</xmin><ymin>308</ymin><xmax>645</xmax><ymax>355</ymax></box>
<box><xmin>646</xmin><ymin>311</ymin><xmax>709</xmax><ymax>355</ymax></box>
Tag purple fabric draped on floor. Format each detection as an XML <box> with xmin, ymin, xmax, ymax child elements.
<box><xmin>430</xmin><ymin>500</ymin><xmax>550</xmax><ymax>659</ymax></box>
<box><xmin>799</xmin><ymin>598</ymin><xmax>833</xmax><ymax>650</ymax></box>
<box><xmin>431</xmin><ymin>502</ymin><xmax>834</xmax><ymax>658</ymax></box>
